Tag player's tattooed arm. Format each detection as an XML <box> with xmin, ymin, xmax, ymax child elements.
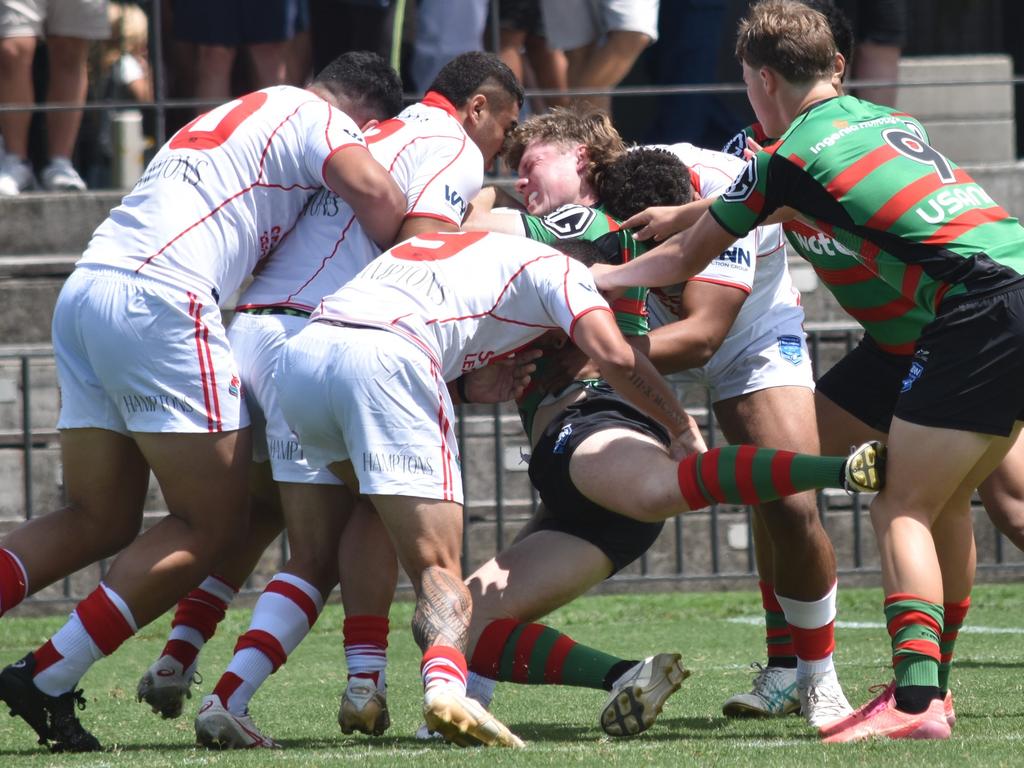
<box><xmin>412</xmin><ymin>566</ymin><xmax>472</xmax><ymax>652</ymax></box>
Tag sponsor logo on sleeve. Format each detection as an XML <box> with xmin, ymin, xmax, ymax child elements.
<box><xmin>539</xmin><ymin>204</ymin><xmax>597</xmax><ymax>239</ymax></box>
<box><xmin>444</xmin><ymin>185</ymin><xmax>467</xmax><ymax>218</ymax></box>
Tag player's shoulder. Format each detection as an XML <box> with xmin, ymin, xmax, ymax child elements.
<box><xmin>531</xmin><ymin>203</ymin><xmax>607</xmax><ymax>240</ymax></box>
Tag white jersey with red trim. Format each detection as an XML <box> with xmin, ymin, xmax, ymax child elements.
<box><xmin>312</xmin><ymin>230</ymin><xmax>610</xmax><ymax>382</ymax></box>
<box><xmin>236</xmin><ymin>97</ymin><xmax>483</xmax><ymax>312</ymax></box>
<box><xmin>647</xmin><ymin>142</ymin><xmax>799</xmax><ymax>333</ymax></box>
<box><xmin>79</xmin><ymin>85</ymin><xmax>366</xmax><ymax>303</ymax></box>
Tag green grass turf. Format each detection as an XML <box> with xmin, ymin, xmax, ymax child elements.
<box><xmin>1</xmin><ymin>584</ymin><xmax>1023</xmax><ymax>766</ymax></box>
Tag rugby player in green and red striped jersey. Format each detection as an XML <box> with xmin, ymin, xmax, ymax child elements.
<box><xmin>594</xmin><ymin>0</ymin><xmax>1024</xmax><ymax>742</ymax></box>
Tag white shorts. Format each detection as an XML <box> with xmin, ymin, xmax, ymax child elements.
<box><xmin>53</xmin><ymin>266</ymin><xmax>249</xmax><ymax>434</ymax></box>
<box><xmin>228</xmin><ymin>311</ymin><xmax>340</xmax><ymax>485</ymax></box>
<box><xmin>540</xmin><ymin>0</ymin><xmax>659</xmax><ymax>50</ymax></box>
<box><xmin>277</xmin><ymin>322</ymin><xmax>462</xmax><ymax>504</ymax></box>
<box><xmin>0</xmin><ymin>0</ymin><xmax>109</xmax><ymax>39</ymax></box>
<box><xmin>670</xmin><ymin>308</ymin><xmax>815</xmax><ymax>403</ymax></box>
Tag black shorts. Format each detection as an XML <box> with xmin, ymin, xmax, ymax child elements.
<box><xmin>174</xmin><ymin>0</ymin><xmax>303</xmax><ymax>46</ymax></box>
<box><xmin>528</xmin><ymin>383</ymin><xmax>668</xmax><ymax>574</ymax></box>
<box><xmin>816</xmin><ymin>335</ymin><xmax>910</xmax><ymax>433</ymax></box>
<box><xmin>894</xmin><ymin>286</ymin><xmax>1024</xmax><ymax>437</ymax></box>
<box><xmin>498</xmin><ymin>0</ymin><xmax>545</xmax><ymax>36</ymax></box>
<box><xmin>836</xmin><ymin>0</ymin><xmax>907</xmax><ymax>47</ymax></box>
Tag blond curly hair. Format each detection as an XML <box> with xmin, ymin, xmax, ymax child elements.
<box><xmin>503</xmin><ymin>108</ymin><xmax>626</xmax><ymax>190</ymax></box>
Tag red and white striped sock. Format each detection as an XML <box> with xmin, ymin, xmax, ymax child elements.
<box><xmin>777</xmin><ymin>582</ymin><xmax>838</xmax><ymax>681</ymax></box>
<box><xmin>343</xmin><ymin>615</ymin><xmax>388</xmax><ymax>689</ymax></box>
<box><xmin>212</xmin><ymin>572</ymin><xmax>323</xmax><ymax>715</ymax></box>
<box><xmin>33</xmin><ymin>582</ymin><xmax>137</xmax><ymax>696</ymax></box>
<box><xmin>160</xmin><ymin>575</ymin><xmax>238</xmax><ymax>675</ymax></box>
<box><xmin>421</xmin><ymin>645</ymin><xmax>468</xmax><ymax>696</ymax></box>
<box><xmin>0</xmin><ymin>547</ymin><xmax>28</xmax><ymax>617</ymax></box>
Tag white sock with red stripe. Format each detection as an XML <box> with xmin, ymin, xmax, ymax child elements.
<box><xmin>213</xmin><ymin>572</ymin><xmax>323</xmax><ymax>715</ymax></box>
<box><xmin>0</xmin><ymin>547</ymin><xmax>28</xmax><ymax>617</ymax></box>
<box><xmin>343</xmin><ymin>615</ymin><xmax>388</xmax><ymax>690</ymax></box>
<box><xmin>421</xmin><ymin>645</ymin><xmax>468</xmax><ymax>696</ymax></box>
<box><xmin>777</xmin><ymin>582</ymin><xmax>838</xmax><ymax>682</ymax></box>
<box><xmin>160</xmin><ymin>575</ymin><xmax>238</xmax><ymax>676</ymax></box>
<box><xmin>32</xmin><ymin>582</ymin><xmax>137</xmax><ymax>696</ymax></box>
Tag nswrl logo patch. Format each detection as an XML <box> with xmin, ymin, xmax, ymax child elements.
<box><xmin>540</xmin><ymin>204</ymin><xmax>597</xmax><ymax>239</ymax></box>
<box><xmin>777</xmin><ymin>335</ymin><xmax>803</xmax><ymax>365</ymax></box>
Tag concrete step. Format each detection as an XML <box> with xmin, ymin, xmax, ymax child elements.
<box><xmin>0</xmin><ymin>191</ymin><xmax>120</xmax><ymax>256</ymax></box>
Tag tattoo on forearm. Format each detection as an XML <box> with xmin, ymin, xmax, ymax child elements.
<box><xmin>411</xmin><ymin>566</ymin><xmax>471</xmax><ymax>652</ymax></box>
<box><xmin>628</xmin><ymin>372</ymin><xmax>687</xmax><ymax>431</ymax></box>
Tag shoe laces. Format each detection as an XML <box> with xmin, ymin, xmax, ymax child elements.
<box><xmin>806</xmin><ymin>676</ymin><xmax>849</xmax><ymax>716</ymax></box>
<box><xmin>48</xmin><ymin>690</ymin><xmax>97</xmax><ymax>748</ymax></box>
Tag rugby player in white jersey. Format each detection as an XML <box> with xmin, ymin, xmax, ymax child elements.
<box><xmin>0</xmin><ymin>53</ymin><xmax>408</xmax><ymax>753</ymax></box>
<box><xmin>131</xmin><ymin>52</ymin><xmax>525</xmax><ymax>749</ymax></box>
<box><xmin>460</xmin><ymin>120</ymin><xmax>854</xmax><ymax>730</ymax></box>
<box><xmin>275</xmin><ymin>229</ymin><xmax>711</xmax><ymax>747</ymax></box>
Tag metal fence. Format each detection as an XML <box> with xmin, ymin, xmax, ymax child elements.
<box><xmin>1</xmin><ymin>324</ymin><xmax>1021</xmax><ymax>608</ymax></box>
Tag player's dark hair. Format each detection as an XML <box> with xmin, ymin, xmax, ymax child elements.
<box><xmin>428</xmin><ymin>51</ymin><xmax>525</xmax><ymax>110</ymax></box>
<box><xmin>598</xmin><ymin>147</ymin><xmax>693</xmax><ymax>221</ymax></box>
<box><xmin>552</xmin><ymin>235</ymin><xmax>620</xmax><ymax>267</ymax></box>
<box><xmin>800</xmin><ymin>0</ymin><xmax>854</xmax><ymax>71</ymax></box>
<box><xmin>313</xmin><ymin>51</ymin><xmax>403</xmax><ymax>120</ymax></box>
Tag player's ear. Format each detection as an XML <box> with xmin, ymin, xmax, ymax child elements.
<box><xmin>467</xmin><ymin>93</ymin><xmax>488</xmax><ymax>125</ymax></box>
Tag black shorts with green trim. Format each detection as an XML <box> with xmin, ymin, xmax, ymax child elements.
<box><xmin>815</xmin><ymin>335</ymin><xmax>910</xmax><ymax>434</ymax></box>
<box><xmin>528</xmin><ymin>383</ymin><xmax>669</xmax><ymax>574</ymax></box>
<box><xmin>894</xmin><ymin>285</ymin><xmax>1024</xmax><ymax>437</ymax></box>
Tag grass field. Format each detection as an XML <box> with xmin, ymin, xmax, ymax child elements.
<box><xmin>2</xmin><ymin>583</ymin><xmax>1023</xmax><ymax>767</ymax></box>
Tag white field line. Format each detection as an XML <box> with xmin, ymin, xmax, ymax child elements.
<box><xmin>726</xmin><ymin>616</ymin><xmax>1024</xmax><ymax>634</ymax></box>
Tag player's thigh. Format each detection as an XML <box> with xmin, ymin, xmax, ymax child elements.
<box><xmin>715</xmin><ymin>385</ymin><xmax>819</xmax><ymax>453</ymax></box>
<box><xmin>977</xmin><ymin>431</ymin><xmax>1024</xmax><ymax>541</ymax></box>
<box><xmin>815</xmin><ymin>390</ymin><xmax>888</xmax><ymax>455</ymax></box>
<box><xmin>467</xmin><ymin>530</ymin><xmax>611</xmax><ymax>634</ymax></box>
<box><xmin>569</xmin><ymin>428</ymin><xmax>679</xmax><ymax>521</ymax></box>
<box><xmin>60</xmin><ymin>427</ymin><xmax>150</xmax><ymax>529</ymax></box>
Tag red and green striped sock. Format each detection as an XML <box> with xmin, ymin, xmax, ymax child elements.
<box><xmin>677</xmin><ymin>446</ymin><xmax>846</xmax><ymax>510</ymax></box>
<box><xmin>470</xmin><ymin>619</ymin><xmax>635</xmax><ymax>691</ymax></box>
<box><xmin>938</xmin><ymin>597</ymin><xmax>970</xmax><ymax>695</ymax></box>
<box><xmin>759</xmin><ymin>581</ymin><xmax>796</xmax><ymax>668</ymax></box>
<box><xmin>884</xmin><ymin>593</ymin><xmax>943</xmax><ymax>712</ymax></box>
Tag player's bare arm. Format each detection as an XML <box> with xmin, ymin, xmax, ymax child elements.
<box><xmin>324</xmin><ymin>146</ymin><xmax>407</xmax><ymax>248</ymax></box>
<box><xmin>571</xmin><ymin>308</ymin><xmax>702</xmax><ymax>454</ymax></box>
<box><xmin>630</xmin><ymin>281</ymin><xmax>748</xmax><ymax>374</ymax></box>
<box><xmin>624</xmin><ymin>197</ymin><xmax>714</xmax><ymax>243</ymax></box>
<box><xmin>462</xmin><ymin>186</ymin><xmax>527</xmax><ymax>235</ymax></box>
<box><xmin>592</xmin><ymin>211</ymin><xmax>739</xmax><ymax>293</ymax></box>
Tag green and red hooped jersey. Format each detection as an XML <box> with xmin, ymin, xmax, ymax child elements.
<box><xmin>723</xmin><ymin>121</ymin><xmax>933</xmax><ymax>356</ymax></box>
<box><xmin>516</xmin><ymin>202</ymin><xmax>649</xmax><ymax>436</ymax></box>
<box><xmin>711</xmin><ymin>95</ymin><xmax>1024</xmax><ymax>317</ymax></box>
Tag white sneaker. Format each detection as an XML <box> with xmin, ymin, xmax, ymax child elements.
<box><xmin>414</xmin><ymin>723</ymin><xmax>444</xmax><ymax>740</ymax></box>
<box><xmin>338</xmin><ymin>677</ymin><xmax>390</xmax><ymax>736</ymax></box>
<box><xmin>137</xmin><ymin>655</ymin><xmax>199</xmax><ymax>719</ymax></box>
<box><xmin>0</xmin><ymin>155</ymin><xmax>35</xmax><ymax>196</ymax></box>
<box><xmin>722</xmin><ymin>663</ymin><xmax>800</xmax><ymax>717</ymax></box>
<box><xmin>600</xmin><ymin>652</ymin><xmax>689</xmax><ymax>737</ymax></box>
<box><xmin>422</xmin><ymin>687</ymin><xmax>524</xmax><ymax>748</ymax></box>
<box><xmin>194</xmin><ymin>694</ymin><xmax>280</xmax><ymax>749</ymax></box>
<box><xmin>799</xmin><ymin>668</ymin><xmax>854</xmax><ymax>729</ymax></box>
<box><xmin>40</xmin><ymin>157</ymin><xmax>86</xmax><ymax>191</ymax></box>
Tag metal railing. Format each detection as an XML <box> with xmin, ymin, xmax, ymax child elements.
<box><xmin>1</xmin><ymin>324</ymin><xmax>1020</xmax><ymax>607</ymax></box>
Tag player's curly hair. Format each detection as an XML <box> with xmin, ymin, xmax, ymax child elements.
<box><xmin>313</xmin><ymin>51</ymin><xmax>403</xmax><ymax>121</ymax></box>
<box><xmin>598</xmin><ymin>147</ymin><xmax>693</xmax><ymax>221</ymax></box>
<box><xmin>503</xmin><ymin>108</ymin><xmax>626</xmax><ymax>189</ymax></box>
<box><xmin>428</xmin><ymin>51</ymin><xmax>525</xmax><ymax>110</ymax></box>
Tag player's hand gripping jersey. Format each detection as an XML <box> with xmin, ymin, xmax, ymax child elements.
<box><xmin>312</xmin><ymin>230</ymin><xmax>611</xmax><ymax>382</ymax></box>
<box><xmin>711</xmin><ymin>95</ymin><xmax>1024</xmax><ymax>312</ymax></box>
<box><xmin>237</xmin><ymin>92</ymin><xmax>484</xmax><ymax>312</ymax></box>
<box><xmin>79</xmin><ymin>85</ymin><xmax>367</xmax><ymax>303</ymax></box>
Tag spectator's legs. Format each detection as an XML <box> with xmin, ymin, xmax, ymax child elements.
<box><xmin>248</xmin><ymin>41</ymin><xmax>290</xmax><ymax>89</ymax></box>
<box><xmin>524</xmin><ymin>35</ymin><xmax>568</xmax><ymax>109</ymax></box>
<box><xmin>43</xmin><ymin>36</ymin><xmax>89</xmax><ymax>161</ymax></box>
<box><xmin>194</xmin><ymin>45</ymin><xmax>237</xmax><ymax>103</ymax></box>
<box><xmin>0</xmin><ymin>35</ymin><xmax>36</xmax><ymax>159</ymax></box>
<box><xmin>853</xmin><ymin>40</ymin><xmax>900</xmax><ymax>107</ymax></box>
<box><xmin>566</xmin><ymin>31</ymin><xmax>651</xmax><ymax>114</ymax></box>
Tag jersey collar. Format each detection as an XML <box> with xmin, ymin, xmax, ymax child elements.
<box><xmin>421</xmin><ymin>90</ymin><xmax>460</xmax><ymax>119</ymax></box>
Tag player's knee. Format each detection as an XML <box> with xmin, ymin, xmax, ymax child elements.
<box><xmin>757</xmin><ymin>496</ymin><xmax>822</xmax><ymax>539</ymax></box>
